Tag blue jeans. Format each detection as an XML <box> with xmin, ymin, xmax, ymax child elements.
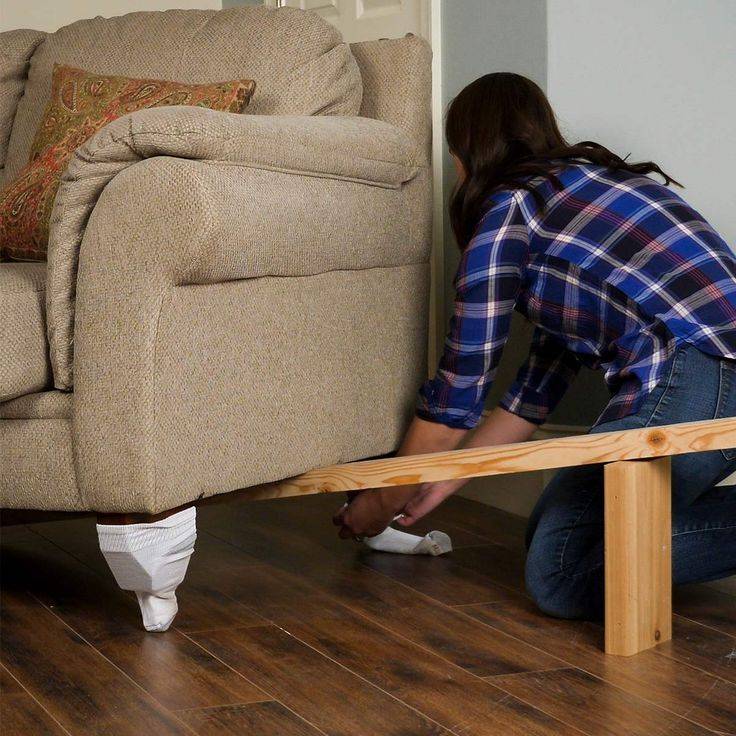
<box><xmin>525</xmin><ymin>344</ymin><xmax>736</xmax><ymax>620</ymax></box>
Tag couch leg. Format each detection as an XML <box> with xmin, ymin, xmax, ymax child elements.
<box><xmin>96</xmin><ymin>506</ymin><xmax>197</xmax><ymax>632</ymax></box>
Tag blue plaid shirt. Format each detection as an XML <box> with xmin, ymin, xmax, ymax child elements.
<box><xmin>417</xmin><ymin>163</ymin><xmax>736</xmax><ymax>429</ymax></box>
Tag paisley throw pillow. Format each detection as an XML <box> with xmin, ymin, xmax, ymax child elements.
<box><xmin>0</xmin><ymin>64</ymin><xmax>256</xmax><ymax>261</ymax></box>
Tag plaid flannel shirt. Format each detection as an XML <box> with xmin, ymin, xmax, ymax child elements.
<box><xmin>417</xmin><ymin>164</ymin><xmax>736</xmax><ymax>429</ymax></box>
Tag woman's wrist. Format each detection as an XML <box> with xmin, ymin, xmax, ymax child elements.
<box><xmin>441</xmin><ymin>477</ymin><xmax>470</xmax><ymax>496</ymax></box>
<box><xmin>399</xmin><ymin>416</ymin><xmax>468</xmax><ymax>456</ymax></box>
<box><xmin>367</xmin><ymin>410</ymin><xmax>536</xmax><ymax>526</ymax></box>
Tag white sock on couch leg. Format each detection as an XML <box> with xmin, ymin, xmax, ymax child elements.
<box><xmin>96</xmin><ymin>507</ymin><xmax>197</xmax><ymax>632</ymax></box>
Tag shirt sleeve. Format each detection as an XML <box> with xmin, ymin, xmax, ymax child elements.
<box><xmin>416</xmin><ymin>193</ymin><xmax>528</xmax><ymax>429</ymax></box>
<box><xmin>498</xmin><ymin>327</ymin><xmax>581</xmax><ymax>424</ymax></box>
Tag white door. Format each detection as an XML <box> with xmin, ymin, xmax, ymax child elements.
<box><xmin>265</xmin><ymin>0</ymin><xmax>427</xmax><ymax>42</ymax></box>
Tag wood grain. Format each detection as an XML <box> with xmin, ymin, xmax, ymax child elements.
<box><xmin>95</xmin><ymin>631</ymin><xmax>270</xmax><ymax>711</ymax></box>
<box><xmin>177</xmin><ymin>701</ymin><xmax>324</xmax><ymax>736</ymax></box>
<box><xmin>1</xmin><ymin>691</ymin><xmax>71</xmax><ymax>736</ymax></box>
<box><xmin>200</xmin><ymin>501</ymin><xmax>538</xmax><ymax>678</ymax></box>
<box><xmin>200</xmin><ymin>507</ymin><xmax>564</xmax><ymax>680</ymax></box>
<box><xmin>3</xmin><ymin>493</ymin><xmax>733</xmax><ymax>735</ymax></box>
<box><xmin>200</xmin><ymin>494</ymin><xmax>521</xmax><ymax>606</ymax></box>
<box><xmin>214</xmin><ymin>582</ymin><xmax>580</xmax><ymax>736</ymax></box>
<box><xmin>0</xmin><ymin>534</ymin><xmax>146</xmax><ymax>641</ymax></box>
<box><xmin>1</xmin><ymin>533</ymin><xmax>269</xmax><ymax>713</ymax></box>
<box><xmin>673</xmin><ymin>583</ymin><xmax>736</xmax><ymax>637</ymax></box>
<box><xmin>464</xmin><ymin>597</ymin><xmax>736</xmax><ymax>735</ymax></box>
<box><xmin>0</xmin><ymin>665</ymin><xmax>70</xmax><ymax>736</ymax></box>
<box><xmin>440</xmin><ymin>542</ymin><xmax>527</xmax><ymax>593</ymax></box>
<box><xmin>186</xmin><ymin>521</ymin><xmax>584</xmax><ymax>736</ymax></box>
<box><xmin>490</xmin><ymin>667</ymin><xmax>714</xmax><ymax>736</ymax></box>
<box><xmin>191</xmin><ymin>625</ymin><xmax>452</xmax><ymax>736</ymax></box>
<box><xmin>238</xmin><ymin>416</ymin><xmax>736</xmax><ymax>500</ymax></box>
<box><xmin>0</xmin><ymin>589</ymin><xmax>190</xmax><ymax>736</ymax></box>
<box><xmin>604</xmin><ymin>458</ymin><xmax>672</xmax><ymax>655</ymax></box>
<box><xmin>219</xmin><ymin>562</ymin><xmax>563</xmax><ymax>679</ymax></box>
<box><xmin>416</xmin><ymin>495</ymin><xmax>528</xmax><ymax>548</ymax></box>
<box><xmin>30</xmin><ymin>515</ymin><xmax>268</xmax><ymax>634</ymax></box>
<box><xmin>657</xmin><ymin>616</ymin><xmax>736</xmax><ymax>686</ymax></box>
<box><xmin>0</xmin><ymin>663</ymin><xmax>24</xmax><ymax>695</ymax></box>
<box><xmin>363</xmin><ymin>549</ymin><xmax>517</xmax><ymax>605</ymax></box>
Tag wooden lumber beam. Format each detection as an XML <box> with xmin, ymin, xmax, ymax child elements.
<box><xmin>239</xmin><ymin>415</ymin><xmax>736</xmax><ymax>501</ymax></box>
<box><xmin>604</xmin><ymin>458</ymin><xmax>672</xmax><ymax>656</ymax></box>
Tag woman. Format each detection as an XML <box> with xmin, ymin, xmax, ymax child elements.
<box><xmin>334</xmin><ymin>72</ymin><xmax>736</xmax><ymax>620</ymax></box>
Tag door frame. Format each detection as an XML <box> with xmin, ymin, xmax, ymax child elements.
<box><xmin>423</xmin><ymin>0</ymin><xmax>444</xmax><ymax>373</ymax></box>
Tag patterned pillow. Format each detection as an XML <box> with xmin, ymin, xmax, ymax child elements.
<box><xmin>0</xmin><ymin>65</ymin><xmax>256</xmax><ymax>261</ymax></box>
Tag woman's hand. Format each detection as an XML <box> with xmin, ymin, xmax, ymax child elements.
<box><xmin>396</xmin><ymin>479</ymin><xmax>463</xmax><ymax>527</ymax></box>
<box><xmin>332</xmin><ymin>410</ymin><xmax>537</xmax><ymax>540</ymax></box>
<box><xmin>333</xmin><ymin>486</ymin><xmax>418</xmax><ymax>539</ymax></box>
<box><xmin>395</xmin><ymin>410</ymin><xmax>537</xmax><ymax>525</ymax></box>
<box><xmin>334</xmin><ymin>478</ymin><xmax>462</xmax><ymax>539</ymax></box>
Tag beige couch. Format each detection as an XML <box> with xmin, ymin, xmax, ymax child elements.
<box><xmin>0</xmin><ymin>6</ymin><xmax>431</xmax><ymax>627</ymax></box>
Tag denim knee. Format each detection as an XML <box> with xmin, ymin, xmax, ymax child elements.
<box><xmin>524</xmin><ymin>545</ymin><xmax>571</xmax><ymax>619</ymax></box>
<box><xmin>524</xmin><ymin>537</ymin><xmax>602</xmax><ymax>620</ymax></box>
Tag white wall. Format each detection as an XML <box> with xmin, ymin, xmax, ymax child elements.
<box><xmin>547</xmin><ymin>0</ymin><xmax>736</xmax><ymax>247</ymax></box>
<box><xmin>0</xmin><ymin>0</ymin><xmax>221</xmax><ymax>33</ymax></box>
<box><xmin>453</xmin><ymin>0</ymin><xmax>736</xmax><ymax>517</ymax></box>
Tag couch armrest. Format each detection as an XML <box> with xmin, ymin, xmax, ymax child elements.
<box><xmin>46</xmin><ymin>106</ymin><xmax>424</xmax><ymax>389</ymax></box>
<box><xmin>69</xmin><ymin>147</ymin><xmax>430</xmax><ymax>512</ymax></box>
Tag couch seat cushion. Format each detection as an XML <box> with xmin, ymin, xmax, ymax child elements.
<box><xmin>0</xmin><ymin>262</ymin><xmax>51</xmax><ymax>401</ymax></box>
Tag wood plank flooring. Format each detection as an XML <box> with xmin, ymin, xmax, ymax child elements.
<box><xmin>1</xmin><ymin>495</ymin><xmax>734</xmax><ymax>736</ymax></box>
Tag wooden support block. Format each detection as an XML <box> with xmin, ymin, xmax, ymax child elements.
<box><xmin>604</xmin><ymin>457</ymin><xmax>672</xmax><ymax>656</ymax></box>
<box><xmin>235</xmin><ymin>416</ymin><xmax>736</xmax><ymax>502</ymax></box>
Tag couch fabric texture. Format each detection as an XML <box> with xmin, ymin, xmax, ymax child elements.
<box><xmin>1</xmin><ymin>64</ymin><xmax>256</xmax><ymax>261</ymax></box>
<box><xmin>46</xmin><ymin>108</ymin><xmax>420</xmax><ymax>389</ymax></box>
<box><xmin>0</xmin><ymin>7</ymin><xmax>432</xmax><ymax>514</ymax></box>
<box><xmin>0</xmin><ymin>263</ymin><xmax>51</xmax><ymax>402</ymax></box>
<box><xmin>0</xmin><ymin>29</ymin><xmax>47</xmax><ymax>188</ymax></box>
<box><xmin>2</xmin><ymin>6</ymin><xmax>363</xmax><ymax>185</ymax></box>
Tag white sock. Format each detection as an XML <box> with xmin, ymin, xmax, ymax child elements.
<box><xmin>363</xmin><ymin>515</ymin><xmax>452</xmax><ymax>556</ymax></box>
<box><xmin>337</xmin><ymin>504</ymin><xmax>452</xmax><ymax>556</ymax></box>
<box><xmin>97</xmin><ymin>507</ymin><xmax>196</xmax><ymax>632</ymax></box>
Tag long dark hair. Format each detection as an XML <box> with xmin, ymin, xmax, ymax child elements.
<box><xmin>446</xmin><ymin>73</ymin><xmax>681</xmax><ymax>250</ymax></box>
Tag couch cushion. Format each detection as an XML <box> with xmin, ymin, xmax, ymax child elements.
<box><xmin>1</xmin><ymin>64</ymin><xmax>255</xmax><ymax>261</ymax></box>
<box><xmin>0</xmin><ymin>414</ymin><xmax>82</xmax><ymax>510</ymax></box>
<box><xmin>0</xmin><ymin>262</ymin><xmax>51</xmax><ymax>401</ymax></box>
<box><xmin>0</xmin><ymin>390</ymin><xmax>71</xmax><ymax>419</ymax></box>
<box><xmin>3</xmin><ymin>6</ymin><xmax>362</xmax><ymax>183</ymax></box>
<box><xmin>0</xmin><ymin>29</ymin><xmax>47</xmax><ymax>186</ymax></box>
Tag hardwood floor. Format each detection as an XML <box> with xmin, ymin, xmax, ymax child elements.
<box><xmin>1</xmin><ymin>495</ymin><xmax>734</xmax><ymax>736</ymax></box>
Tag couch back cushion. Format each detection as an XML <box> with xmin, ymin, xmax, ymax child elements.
<box><xmin>3</xmin><ymin>6</ymin><xmax>362</xmax><ymax>184</ymax></box>
<box><xmin>351</xmin><ymin>35</ymin><xmax>431</xmax><ymax>166</ymax></box>
<box><xmin>0</xmin><ymin>30</ymin><xmax>47</xmax><ymax>187</ymax></box>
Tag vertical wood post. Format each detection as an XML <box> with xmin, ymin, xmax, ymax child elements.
<box><xmin>604</xmin><ymin>457</ymin><xmax>672</xmax><ymax>656</ymax></box>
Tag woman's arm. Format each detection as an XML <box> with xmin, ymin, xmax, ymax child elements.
<box><xmin>396</xmin><ymin>407</ymin><xmax>536</xmax><ymax>527</ymax></box>
<box><xmin>334</xmin><ymin>416</ymin><xmax>466</xmax><ymax>538</ymax></box>
<box><xmin>335</xmin><ymin>407</ymin><xmax>536</xmax><ymax>537</ymax></box>
<box><xmin>336</xmin><ymin>196</ymin><xmax>531</xmax><ymax>539</ymax></box>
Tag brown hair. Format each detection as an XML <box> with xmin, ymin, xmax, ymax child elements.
<box><xmin>446</xmin><ymin>73</ymin><xmax>681</xmax><ymax>250</ymax></box>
